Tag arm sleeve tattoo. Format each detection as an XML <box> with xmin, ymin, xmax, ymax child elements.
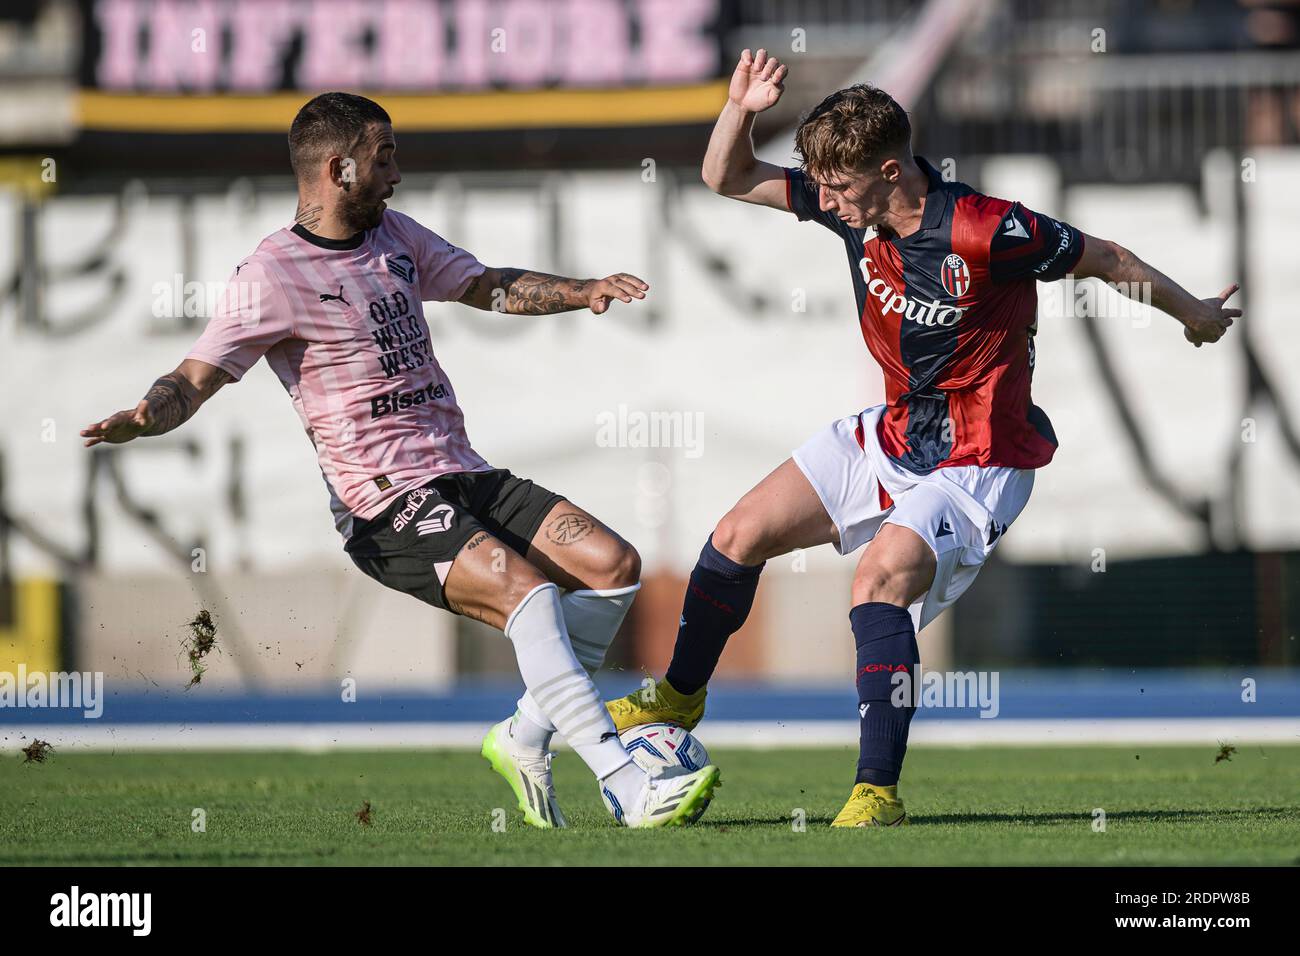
<box><xmin>461</xmin><ymin>267</ymin><xmax>593</xmax><ymax>315</ymax></box>
<box><xmin>140</xmin><ymin>369</ymin><xmax>229</xmax><ymax>436</ymax></box>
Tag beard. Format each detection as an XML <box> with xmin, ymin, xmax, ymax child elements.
<box><xmin>337</xmin><ymin>184</ymin><xmax>387</xmax><ymax>234</ymax></box>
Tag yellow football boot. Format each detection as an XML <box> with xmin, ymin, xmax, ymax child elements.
<box><xmin>830</xmin><ymin>783</ymin><xmax>910</xmax><ymax>827</ymax></box>
<box><xmin>605</xmin><ymin>677</ymin><xmax>706</xmax><ymax>732</ymax></box>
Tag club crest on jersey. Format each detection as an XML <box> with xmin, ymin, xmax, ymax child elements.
<box><xmin>941</xmin><ymin>254</ymin><xmax>971</xmax><ymax>298</ymax></box>
<box><xmin>386</xmin><ymin>254</ymin><xmax>415</xmax><ymax>284</ymax></box>
<box><xmin>416</xmin><ymin>504</ymin><xmax>455</xmax><ymax>536</ymax></box>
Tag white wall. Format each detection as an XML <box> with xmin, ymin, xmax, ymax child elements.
<box><xmin>2</xmin><ymin>151</ymin><xmax>1297</xmax><ymax>588</ymax></box>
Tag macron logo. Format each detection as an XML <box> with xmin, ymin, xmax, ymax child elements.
<box><xmin>1002</xmin><ymin>214</ymin><xmax>1029</xmax><ymax>238</ymax></box>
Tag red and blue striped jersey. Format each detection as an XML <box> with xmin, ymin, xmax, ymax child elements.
<box><xmin>785</xmin><ymin>157</ymin><xmax>1084</xmax><ymax>473</ymax></box>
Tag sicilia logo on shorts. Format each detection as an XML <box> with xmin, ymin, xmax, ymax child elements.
<box><xmin>393</xmin><ymin>487</ymin><xmax>437</xmax><ymax>532</ymax></box>
<box><xmin>371</xmin><ymin>381</ymin><xmax>448</xmax><ymax>418</ymax></box>
<box><xmin>50</xmin><ymin>886</ymin><xmax>151</xmax><ymax>936</ymax></box>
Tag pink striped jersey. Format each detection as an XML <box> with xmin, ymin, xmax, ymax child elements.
<box><xmin>186</xmin><ymin>209</ymin><xmax>490</xmax><ymax>539</ymax></box>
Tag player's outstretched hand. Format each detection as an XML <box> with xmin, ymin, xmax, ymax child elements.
<box><xmin>1183</xmin><ymin>283</ymin><xmax>1241</xmax><ymax>348</ymax></box>
<box><xmin>80</xmin><ymin>401</ymin><xmax>152</xmax><ymax>447</ymax></box>
<box><xmin>587</xmin><ymin>273</ymin><xmax>648</xmax><ymax>315</ymax></box>
<box><xmin>730</xmin><ymin>48</ymin><xmax>787</xmax><ymax>114</ymax></box>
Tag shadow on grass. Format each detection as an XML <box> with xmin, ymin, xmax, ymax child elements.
<box><xmin>698</xmin><ymin>806</ymin><xmax>1300</xmax><ymax>828</ymax></box>
<box><xmin>0</xmin><ymin>847</ymin><xmax>346</xmax><ymax>866</ymax></box>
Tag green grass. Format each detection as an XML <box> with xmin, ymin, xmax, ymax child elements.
<box><xmin>1</xmin><ymin>745</ymin><xmax>1297</xmax><ymax>866</ymax></box>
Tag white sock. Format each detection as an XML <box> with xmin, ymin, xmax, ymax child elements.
<box><xmin>515</xmin><ymin>583</ymin><xmax>640</xmax><ymax>746</ymax></box>
<box><xmin>601</xmin><ymin>761</ymin><xmax>646</xmax><ymax>813</ymax></box>
<box><xmin>504</xmin><ymin>583</ymin><xmax>639</xmax><ymax>781</ymax></box>
<box><xmin>508</xmin><ymin>710</ymin><xmax>552</xmax><ymax>751</ymax></box>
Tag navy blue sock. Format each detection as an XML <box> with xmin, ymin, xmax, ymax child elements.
<box><xmin>851</xmin><ymin>601</ymin><xmax>920</xmax><ymax>787</ymax></box>
<box><xmin>664</xmin><ymin>535</ymin><xmax>764</xmax><ymax>695</ymax></box>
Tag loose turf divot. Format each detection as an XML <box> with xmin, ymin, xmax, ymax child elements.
<box><xmin>21</xmin><ymin>739</ymin><xmax>53</xmax><ymax>764</ymax></box>
<box><xmin>182</xmin><ymin>609</ymin><xmax>219</xmax><ymax>689</ymax></box>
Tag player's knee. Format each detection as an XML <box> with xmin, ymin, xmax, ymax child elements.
<box><xmin>591</xmin><ymin>538</ymin><xmax>641</xmax><ymax>590</ymax></box>
<box><xmin>711</xmin><ymin>509</ymin><xmax>767</xmax><ymax>566</ymax></box>
<box><xmin>852</xmin><ymin>563</ymin><xmax>926</xmax><ymax>609</ymax></box>
<box><xmin>447</xmin><ymin>537</ymin><xmax>550</xmax><ymax>630</ymax></box>
<box><xmin>500</xmin><ymin>562</ymin><xmax>551</xmax><ymax>615</ymax></box>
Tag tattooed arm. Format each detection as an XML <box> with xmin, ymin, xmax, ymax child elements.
<box><xmin>80</xmin><ymin>359</ymin><xmax>233</xmax><ymax>447</ymax></box>
<box><xmin>457</xmin><ymin>266</ymin><xmax>648</xmax><ymax>316</ymax></box>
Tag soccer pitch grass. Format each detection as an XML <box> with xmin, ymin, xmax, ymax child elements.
<box><xmin>1</xmin><ymin>745</ymin><xmax>1297</xmax><ymax>866</ymax></box>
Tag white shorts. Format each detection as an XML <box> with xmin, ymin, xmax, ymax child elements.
<box><xmin>792</xmin><ymin>404</ymin><xmax>1035</xmax><ymax>632</ymax></box>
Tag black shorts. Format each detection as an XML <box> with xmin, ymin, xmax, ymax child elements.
<box><xmin>344</xmin><ymin>469</ymin><xmax>565</xmax><ymax>613</ymax></box>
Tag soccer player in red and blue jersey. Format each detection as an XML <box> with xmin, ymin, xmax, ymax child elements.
<box><xmin>606</xmin><ymin>50</ymin><xmax>1240</xmax><ymax>825</ymax></box>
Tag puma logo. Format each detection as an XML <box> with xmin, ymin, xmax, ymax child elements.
<box><xmin>319</xmin><ymin>285</ymin><xmax>350</xmax><ymax>306</ymax></box>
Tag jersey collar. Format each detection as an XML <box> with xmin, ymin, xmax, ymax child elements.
<box><xmin>290</xmin><ymin>223</ymin><xmax>367</xmax><ymax>250</ymax></box>
<box><xmin>883</xmin><ymin>156</ymin><xmax>950</xmax><ymax>244</ymax></box>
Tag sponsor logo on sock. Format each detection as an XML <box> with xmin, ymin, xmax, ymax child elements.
<box><xmin>857</xmin><ymin>663</ymin><xmax>910</xmax><ymax>678</ymax></box>
<box><xmin>687</xmin><ymin>583</ymin><xmax>734</xmax><ymax>615</ymax></box>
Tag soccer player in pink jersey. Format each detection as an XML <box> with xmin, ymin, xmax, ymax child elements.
<box><xmin>79</xmin><ymin>92</ymin><xmax>719</xmax><ymax>830</ymax></box>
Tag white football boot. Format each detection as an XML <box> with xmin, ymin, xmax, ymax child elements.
<box><xmin>481</xmin><ymin>716</ymin><xmax>567</xmax><ymax>829</ymax></box>
<box><xmin>604</xmin><ymin>764</ymin><xmax>721</xmax><ymax>828</ymax></box>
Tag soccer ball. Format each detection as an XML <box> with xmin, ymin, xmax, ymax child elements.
<box><xmin>618</xmin><ymin>723</ymin><xmax>710</xmax><ymax>776</ymax></box>
<box><xmin>600</xmin><ymin>723</ymin><xmax>714</xmax><ymax>825</ymax></box>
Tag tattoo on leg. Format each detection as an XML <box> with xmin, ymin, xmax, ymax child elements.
<box><xmin>447</xmin><ymin>597</ymin><xmax>487</xmax><ymax>624</ymax></box>
<box><xmin>546</xmin><ymin>513</ymin><xmax>593</xmax><ymax>546</ymax></box>
<box><xmin>461</xmin><ymin>605</ymin><xmax>489</xmax><ymax>625</ymax></box>
<box><xmin>446</xmin><ymin>533</ymin><xmax>496</xmax><ymax>625</ymax></box>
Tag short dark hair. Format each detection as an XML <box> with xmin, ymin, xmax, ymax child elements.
<box><xmin>794</xmin><ymin>84</ymin><xmax>911</xmax><ymax>181</ymax></box>
<box><xmin>288</xmin><ymin>92</ymin><xmax>391</xmax><ymax>179</ymax></box>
